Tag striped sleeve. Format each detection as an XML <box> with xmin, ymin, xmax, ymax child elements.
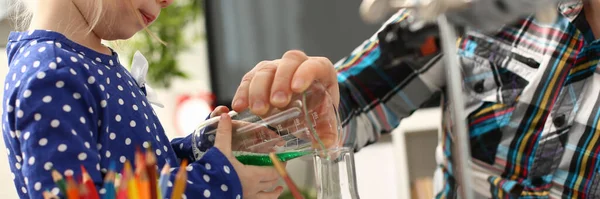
<box><xmin>335</xmin><ymin>9</ymin><xmax>447</xmax><ymax>151</ymax></box>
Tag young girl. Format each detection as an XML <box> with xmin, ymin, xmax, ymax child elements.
<box><xmin>3</xmin><ymin>0</ymin><xmax>283</xmax><ymax>198</ymax></box>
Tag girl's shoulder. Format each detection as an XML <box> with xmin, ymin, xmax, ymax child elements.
<box><xmin>8</xmin><ymin>31</ymin><xmax>78</xmax><ymax>71</ymax></box>
<box><xmin>4</xmin><ymin>30</ymin><xmax>122</xmax><ymax>104</ymax></box>
<box><xmin>6</xmin><ymin>30</ymin><xmax>120</xmax><ymax>82</ymax></box>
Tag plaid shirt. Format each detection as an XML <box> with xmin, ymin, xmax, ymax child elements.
<box><xmin>334</xmin><ymin>0</ymin><xmax>600</xmax><ymax>198</ymax></box>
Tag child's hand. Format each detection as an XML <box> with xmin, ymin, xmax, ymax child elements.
<box><xmin>214</xmin><ymin>112</ymin><xmax>284</xmax><ymax>199</ymax></box>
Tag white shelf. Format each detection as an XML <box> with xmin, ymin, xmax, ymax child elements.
<box><xmin>392</xmin><ymin>107</ymin><xmax>441</xmax><ymax>199</ymax></box>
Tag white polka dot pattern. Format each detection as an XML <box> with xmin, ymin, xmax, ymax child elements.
<box><xmin>3</xmin><ymin>31</ymin><xmax>243</xmax><ymax>199</ymax></box>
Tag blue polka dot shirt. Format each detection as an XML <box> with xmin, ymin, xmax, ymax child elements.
<box><xmin>2</xmin><ymin>30</ymin><xmax>242</xmax><ymax>199</ymax></box>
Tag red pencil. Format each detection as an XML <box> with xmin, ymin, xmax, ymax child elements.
<box><xmin>117</xmin><ymin>162</ymin><xmax>132</xmax><ymax>199</ymax></box>
<box><xmin>81</xmin><ymin>166</ymin><xmax>100</xmax><ymax>199</ymax></box>
<box><xmin>79</xmin><ymin>181</ymin><xmax>92</xmax><ymax>199</ymax></box>
<box><xmin>135</xmin><ymin>147</ymin><xmax>146</xmax><ymax>176</ymax></box>
<box><xmin>145</xmin><ymin>147</ymin><xmax>158</xmax><ymax>199</ymax></box>
<box><xmin>116</xmin><ymin>174</ymin><xmax>128</xmax><ymax>199</ymax></box>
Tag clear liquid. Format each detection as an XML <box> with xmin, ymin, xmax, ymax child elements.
<box><xmin>233</xmin><ymin>150</ymin><xmax>312</xmax><ymax>166</ymax></box>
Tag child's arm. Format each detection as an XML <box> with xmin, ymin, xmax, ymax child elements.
<box><xmin>8</xmin><ymin>63</ymin><xmax>104</xmax><ymax>198</ymax></box>
<box><xmin>170</xmin><ymin>129</ymin><xmax>201</xmax><ymax>161</ymax></box>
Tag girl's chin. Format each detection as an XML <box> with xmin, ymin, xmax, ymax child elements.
<box><xmin>99</xmin><ymin>29</ymin><xmax>141</xmax><ymax>41</ymax></box>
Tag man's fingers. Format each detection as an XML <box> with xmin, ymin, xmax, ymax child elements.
<box><xmin>232</xmin><ymin>61</ymin><xmax>269</xmax><ymax>112</ymax></box>
<box><xmin>248</xmin><ymin>64</ymin><xmax>277</xmax><ymax>116</ymax></box>
<box><xmin>232</xmin><ymin>71</ymin><xmax>254</xmax><ymax>112</ymax></box>
<box><xmin>214</xmin><ymin>113</ymin><xmax>233</xmax><ymax>155</ymax></box>
<box><xmin>291</xmin><ymin>57</ymin><xmax>336</xmax><ymax>93</ymax></box>
<box><xmin>270</xmin><ymin>50</ymin><xmax>308</xmax><ymax>108</ymax></box>
<box><xmin>232</xmin><ymin>60</ymin><xmax>279</xmax><ymax>112</ymax></box>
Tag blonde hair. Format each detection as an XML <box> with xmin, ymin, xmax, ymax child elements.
<box><xmin>9</xmin><ymin>0</ymin><xmax>34</xmax><ymax>31</ymax></box>
<box><xmin>10</xmin><ymin>0</ymin><xmax>165</xmax><ymax>45</ymax></box>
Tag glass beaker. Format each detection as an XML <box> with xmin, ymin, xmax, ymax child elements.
<box><xmin>313</xmin><ymin>147</ymin><xmax>360</xmax><ymax>199</ymax></box>
<box><xmin>191</xmin><ymin>81</ymin><xmax>343</xmax><ymax>166</ymax></box>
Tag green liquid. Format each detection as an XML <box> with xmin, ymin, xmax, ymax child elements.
<box><xmin>234</xmin><ymin>150</ymin><xmax>312</xmax><ymax>166</ymax></box>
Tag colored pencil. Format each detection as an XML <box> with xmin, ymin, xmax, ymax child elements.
<box><xmin>269</xmin><ymin>152</ymin><xmax>304</xmax><ymax>199</ymax></box>
<box><xmin>47</xmin><ymin>143</ymin><xmax>195</xmax><ymax>199</ymax></box>
<box><xmin>170</xmin><ymin>159</ymin><xmax>188</xmax><ymax>199</ymax></box>
<box><xmin>124</xmin><ymin>160</ymin><xmax>140</xmax><ymax>199</ymax></box>
<box><xmin>114</xmin><ymin>173</ymin><xmax>122</xmax><ymax>189</ymax></box>
<box><xmin>135</xmin><ymin>148</ymin><xmax>150</xmax><ymax>199</ymax></box>
<box><xmin>102</xmin><ymin>171</ymin><xmax>116</xmax><ymax>199</ymax></box>
<box><xmin>145</xmin><ymin>147</ymin><xmax>158</xmax><ymax>199</ymax></box>
<box><xmin>158</xmin><ymin>163</ymin><xmax>170</xmax><ymax>199</ymax></box>
<box><xmin>101</xmin><ymin>162</ymin><xmax>117</xmax><ymax>199</ymax></box>
<box><xmin>43</xmin><ymin>190</ymin><xmax>59</xmax><ymax>199</ymax></box>
<box><xmin>65</xmin><ymin>174</ymin><xmax>80</xmax><ymax>199</ymax></box>
<box><xmin>79</xmin><ymin>180</ymin><xmax>92</xmax><ymax>199</ymax></box>
<box><xmin>139</xmin><ymin>170</ymin><xmax>150</xmax><ymax>199</ymax></box>
<box><xmin>81</xmin><ymin>165</ymin><xmax>100</xmax><ymax>199</ymax></box>
<box><xmin>135</xmin><ymin>147</ymin><xmax>146</xmax><ymax>176</ymax></box>
<box><xmin>116</xmin><ymin>167</ymin><xmax>128</xmax><ymax>199</ymax></box>
<box><xmin>51</xmin><ymin>170</ymin><xmax>67</xmax><ymax>196</ymax></box>
<box><xmin>136</xmin><ymin>149</ymin><xmax>150</xmax><ymax>199</ymax></box>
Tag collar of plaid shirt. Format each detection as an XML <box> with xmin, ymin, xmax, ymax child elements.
<box><xmin>333</xmin><ymin>0</ymin><xmax>600</xmax><ymax>198</ymax></box>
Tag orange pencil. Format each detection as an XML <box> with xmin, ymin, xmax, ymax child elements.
<box><xmin>134</xmin><ymin>148</ymin><xmax>149</xmax><ymax>199</ymax></box>
<box><xmin>81</xmin><ymin>166</ymin><xmax>100</xmax><ymax>199</ymax></box>
<box><xmin>145</xmin><ymin>147</ymin><xmax>158</xmax><ymax>199</ymax></box>
<box><xmin>65</xmin><ymin>174</ymin><xmax>80</xmax><ymax>199</ymax></box>
<box><xmin>138</xmin><ymin>169</ymin><xmax>150</xmax><ymax>199</ymax></box>
<box><xmin>170</xmin><ymin>159</ymin><xmax>188</xmax><ymax>199</ymax></box>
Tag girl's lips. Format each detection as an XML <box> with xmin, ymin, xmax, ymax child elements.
<box><xmin>139</xmin><ymin>10</ymin><xmax>156</xmax><ymax>25</ymax></box>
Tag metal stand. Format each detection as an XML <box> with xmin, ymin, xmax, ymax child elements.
<box><xmin>437</xmin><ymin>15</ymin><xmax>474</xmax><ymax>199</ymax></box>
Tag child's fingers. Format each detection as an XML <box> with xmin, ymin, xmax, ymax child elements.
<box><xmin>210</xmin><ymin>106</ymin><xmax>230</xmax><ymax>118</ymax></box>
<box><xmin>214</xmin><ymin>113</ymin><xmax>233</xmax><ymax>155</ymax></box>
<box><xmin>257</xmin><ymin>179</ymin><xmax>280</xmax><ymax>191</ymax></box>
<box><xmin>256</xmin><ymin>186</ymin><xmax>284</xmax><ymax>199</ymax></box>
<box><xmin>248</xmin><ymin>166</ymin><xmax>279</xmax><ymax>182</ymax></box>
<box><xmin>246</xmin><ymin>166</ymin><xmax>281</xmax><ymax>193</ymax></box>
